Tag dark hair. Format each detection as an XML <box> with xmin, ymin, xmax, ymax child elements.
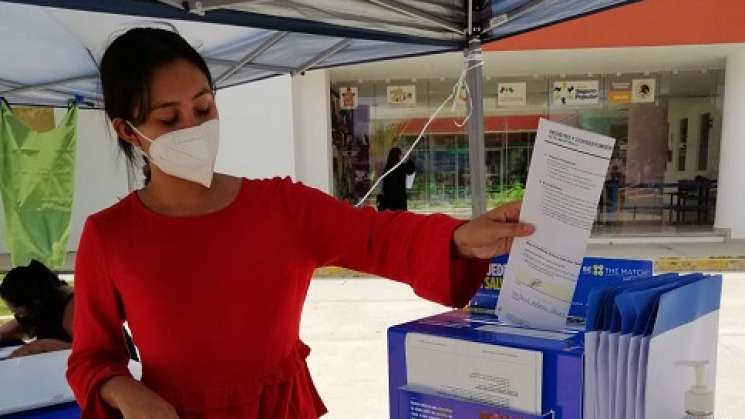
<box><xmin>384</xmin><ymin>147</ymin><xmax>403</xmax><ymax>172</ymax></box>
<box><xmin>0</xmin><ymin>260</ymin><xmax>67</xmax><ymax>309</ymax></box>
<box><xmin>99</xmin><ymin>27</ymin><xmax>214</xmax><ymax>180</ymax></box>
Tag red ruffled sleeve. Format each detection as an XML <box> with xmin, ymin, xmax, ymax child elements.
<box><xmin>66</xmin><ymin>218</ymin><xmax>132</xmax><ymax>418</ymax></box>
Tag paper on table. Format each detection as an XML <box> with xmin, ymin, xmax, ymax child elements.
<box><xmin>607</xmin><ymin>332</ymin><xmax>619</xmax><ymax>418</ymax></box>
<box><xmin>0</xmin><ymin>349</ymin><xmax>143</xmax><ymax>415</ymax></box>
<box><xmin>583</xmin><ymin>283</ymin><xmax>615</xmax><ymax>419</ymax></box>
<box><xmin>626</xmin><ymin>335</ymin><xmax>642</xmax><ymax>419</ymax></box>
<box><xmin>635</xmin><ymin>336</ymin><xmax>651</xmax><ymax>419</ymax></box>
<box><xmin>597</xmin><ymin>330</ymin><xmax>611</xmax><ymax>419</ymax></box>
<box><xmin>0</xmin><ymin>345</ymin><xmax>21</xmax><ymax>360</ymax></box>
<box><xmin>405</xmin><ymin>333</ymin><xmax>543</xmax><ymax>415</ymax></box>
<box><xmin>614</xmin><ymin>333</ymin><xmax>631</xmax><ymax>419</ymax></box>
<box><xmin>583</xmin><ymin>331</ymin><xmax>599</xmax><ymax>419</ymax></box>
<box><xmin>497</xmin><ymin>118</ymin><xmax>615</xmax><ymax>331</ymax></box>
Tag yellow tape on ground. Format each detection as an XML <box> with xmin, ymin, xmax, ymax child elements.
<box><xmin>314</xmin><ymin>257</ymin><xmax>745</xmax><ymax>278</ymax></box>
<box><xmin>313</xmin><ymin>267</ymin><xmax>372</xmax><ymax>278</ymax></box>
<box><xmin>655</xmin><ymin>257</ymin><xmax>745</xmax><ymax>272</ymax></box>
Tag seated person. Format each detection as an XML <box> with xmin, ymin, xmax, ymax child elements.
<box><xmin>1</xmin><ymin>260</ymin><xmax>138</xmax><ymax>360</ymax></box>
<box><xmin>0</xmin><ymin>260</ymin><xmax>73</xmax><ymax>358</ymax></box>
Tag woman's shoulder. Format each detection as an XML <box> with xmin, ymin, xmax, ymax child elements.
<box><xmin>84</xmin><ymin>191</ymin><xmax>138</xmax><ymax>228</ymax></box>
<box><xmin>240</xmin><ymin>175</ymin><xmax>308</xmax><ymax>196</ymax></box>
<box><xmin>239</xmin><ymin>176</ymin><xmax>332</xmax><ymax>209</ymax></box>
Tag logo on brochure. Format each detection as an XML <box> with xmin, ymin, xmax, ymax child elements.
<box><xmin>582</xmin><ymin>264</ymin><xmax>605</xmax><ymax>276</ymax></box>
<box><xmin>593</xmin><ymin>264</ymin><xmax>605</xmax><ymax>276</ymax></box>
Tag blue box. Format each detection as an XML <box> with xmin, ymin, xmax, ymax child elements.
<box><xmin>469</xmin><ymin>256</ymin><xmax>653</xmax><ymax>318</ymax></box>
<box><xmin>388</xmin><ymin>310</ymin><xmax>584</xmax><ymax>419</ymax></box>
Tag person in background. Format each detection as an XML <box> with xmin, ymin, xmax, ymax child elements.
<box><xmin>0</xmin><ymin>260</ymin><xmax>74</xmax><ymax>358</ymax></box>
<box><xmin>378</xmin><ymin>146</ymin><xmax>416</xmax><ymax>211</ymax></box>
<box><xmin>0</xmin><ymin>260</ymin><xmax>138</xmax><ymax>360</ymax></box>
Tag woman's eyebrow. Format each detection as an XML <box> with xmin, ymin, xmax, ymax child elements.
<box><xmin>150</xmin><ymin>88</ymin><xmax>213</xmax><ymax>111</ymax></box>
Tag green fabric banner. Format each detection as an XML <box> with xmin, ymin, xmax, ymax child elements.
<box><xmin>0</xmin><ymin>103</ymin><xmax>77</xmax><ymax>269</ymax></box>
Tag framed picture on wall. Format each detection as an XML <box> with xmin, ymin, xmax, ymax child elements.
<box><xmin>552</xmin><ymin>80</ymin><xmax>600</xmax><ymax>105</ymax></box>
<box><xmin>632</xmin><ymin>79</ymin><xmax>656</xmax><ymax>103</ymax></box>
<box><xmin>339</xmin><ymin>86</ymin><xmax>358</xmax><ymax>109</ymax></box>
<box><xmin>497</xmin><ymin>82</ymin><xmax>527</xmax><ymax>106</ymax></box>
<box><xmin>386</xmin><ymin>85</ymin><xmax>416</xmax><ymax>105</ymax></box>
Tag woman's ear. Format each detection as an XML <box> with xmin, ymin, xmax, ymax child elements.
<box><xmin>112</xmin><ymin>118</ymin><xmax>141</xmax><ymax>148</ymax></box>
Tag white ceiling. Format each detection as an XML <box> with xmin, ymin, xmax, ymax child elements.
<box><xmin>329</xmin><ymin>43</ymin><xmax>745</xmax><ymax>81</ymax></box>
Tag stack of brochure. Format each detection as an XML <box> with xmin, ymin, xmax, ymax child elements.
<box><xmin>584</xmin><ymin>273</ymin><xmax>722</xmax><ymax>419</ymax></box>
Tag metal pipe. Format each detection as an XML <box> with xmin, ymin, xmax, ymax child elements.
<box><xmin>367</xmin><ymin>0</ymin><xmax>465</xmax><ymax>35</ymax></box>
<box><xmin>215</xmin><ymin>31</ymin><xmax>288</xmax><ymax>85</ymax></box>
<box><xmin>465</xmin><ymin>38</ymin><xmax>486</xmax><ymax>217</ymax></box>
<box><xmin>293</xmin><ymin>39</ymin><xmax>351</xmax><ymax>75</ymax></box>
<box><xmin>0</xmin><ymin>77</ymin><xmax>100</xmax><ymax>103</ymax></box>
<box><xmin>205</xmin><ymin>57</ymin><xmax>295</xmax><ymax>74</ymax></box>
<box><xmin>0</xmin><ymin>75</ymin><xmax>98</xmax><ymax>95</ymax></box>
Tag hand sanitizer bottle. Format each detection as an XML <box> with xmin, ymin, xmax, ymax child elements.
<box><xmin>675</xmin><ymin>361</ymin><xmax>714</xmax><ymax>419</ymax></box>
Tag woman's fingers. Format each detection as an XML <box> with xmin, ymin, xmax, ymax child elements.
<box><xmin>485</xmin><ymin>201</ymin><xmax>523</xmax><ymax>222</ymax></box>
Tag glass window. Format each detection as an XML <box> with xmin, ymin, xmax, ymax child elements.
<box><xmin>331</xmin><ymin>68</ymin><xmax>723</xmax><ymax>231</ymax></box>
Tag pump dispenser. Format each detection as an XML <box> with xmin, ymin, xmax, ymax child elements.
<box><xmin>675</xmin><ymin>361</ymin><xmax>714</xmax><ymax>419</ymax></box>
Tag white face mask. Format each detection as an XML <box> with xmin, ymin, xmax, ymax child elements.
<box><xmin>127</xmin><ymin>119</ymin><xmax>220</xmax><ymax>188</ymax></box>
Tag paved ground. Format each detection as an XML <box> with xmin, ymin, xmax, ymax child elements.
<box><xmin>301</xmin><ymin>275</ymin><xmax>745</xmax><ymax>419</ymax></box>
<box><xmin>4</xmin><ymin>239</ymin><xmax>745</xmax><ymax>274</ymax></box>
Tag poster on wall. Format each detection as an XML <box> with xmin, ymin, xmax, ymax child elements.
<box><xmin>339</xmin><ymin>86</ymin><xmax>358</xmax><ymax>109</ymax></box>
<box><xmin>609</xmin><ymin>82</ymin><xmax>632</xmax><ymax>104</ymax></box>
<box><xmin>552</xmin><ymin>80</ymin><xmax>600</xmax><ymax>105</ymax></box>
<box><xmin>387</xmin><ymin>85</ymin><xmax>416</xmax><ymax>105</ymax></box>
<box><xmin>497</xmin><ymin>82</ymin><xmax>527</xmax><ymax>106</ymax></box>
<box><xmin>632</xmin><ymin>78</ymin><xmax>656</xmax><ymax>103</ymax></box>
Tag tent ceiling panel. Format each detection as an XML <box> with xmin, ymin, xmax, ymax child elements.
<box><xmin>211</xmin><ymin>0</ymin><xmax>468</xmax><ymax>40</ymax></box>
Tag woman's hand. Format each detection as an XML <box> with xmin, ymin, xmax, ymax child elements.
<box><xmin>9</xmin><ymin>339</ymin><xmax>71</xmax><ymax>358</ymax></box>
<box><xmin>453</xmin><ymin>201</ymin><xmax>534</xmax><ymax>259</ymax></box>
<box><xmin>102</xmin><ymin>376</ymin><xmax>180</xmax><ymax>419</ymax></box>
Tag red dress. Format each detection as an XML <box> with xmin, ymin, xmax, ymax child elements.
<box><xmin>67</xmin><ymin>177</ymin><xmax>489</xmax><ymax>418</ymax></box>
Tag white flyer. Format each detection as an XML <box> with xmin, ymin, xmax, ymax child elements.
<box><xmin>496</xmin><ymin>118</ymin><xmax>615</xmax><ymax>331</ymax></box>
<box><xmin>405</xmin><ymin>333</ymin><xmax>543</xmax><ymax>414</ymax></box>
<box><xmin>0</xmin><ymin>349</ymin><xmax>143</xmax><ymax>415</ymax></box>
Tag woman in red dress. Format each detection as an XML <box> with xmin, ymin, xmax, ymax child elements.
<box><xmin>66</xmin><ymin>28</ymin><xmax>534</xmax><ymax>419</ymax></box>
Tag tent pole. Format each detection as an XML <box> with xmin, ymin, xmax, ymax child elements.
<box><xmin>465</xmin><ymin>38</ymin><xmax>486</xmax><ymax>218</ymax></box>
<box><xmin>0</xmin><ymin>75</ymin><xmax>98</xmax><ymax>96</ymax></box>
<box><xmin>206</xmin><ymin>57</ymin><xmax>294</xmax><ymax>74</ymax></box>
<box><xmin>293</xmin><ymin>38</ymin><xmax>351</xmax><ymax>75</ymax></box>
<box><xmin>215</xmin><ymin>31</ymin><xmax>288</xmax><ymax>85</ymax></box>
<box><xmin>0</xmin><ymin>77</ymin><xmax>100</xmax><ymax>103</ymax></box>
<box><xmin>367</xmin><ymin>0</ymin><xmax>465</xmax><ymax>35</ymax></box>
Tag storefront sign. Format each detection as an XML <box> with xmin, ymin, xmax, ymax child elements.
<box><xmin>498</xmin><ymin>82</ymin><xmax>527</xmax><ymax>106</ymax></box>
<box><xmin>609</xmin><ymin>82</ymin><xmax>632</xmax><ymax>104</ymax></box>
<box><xmin>632</xmin><ymin>78</ymin><xmax>656</xmax><ymax>103</ymax></box>
<box><xmin>553</xmin><ymin>80</ymin><xmax>600</xmax><ymax>105</ymax></box>
<box><xmin>386</xmin><ymin>85</ymin><xmax>416</xmax><ymax>105</ymax></box>
<box><xmin>339</xmin><ymin>86</ymin><xmax>358</xmax><ymax>109</ymax></box>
